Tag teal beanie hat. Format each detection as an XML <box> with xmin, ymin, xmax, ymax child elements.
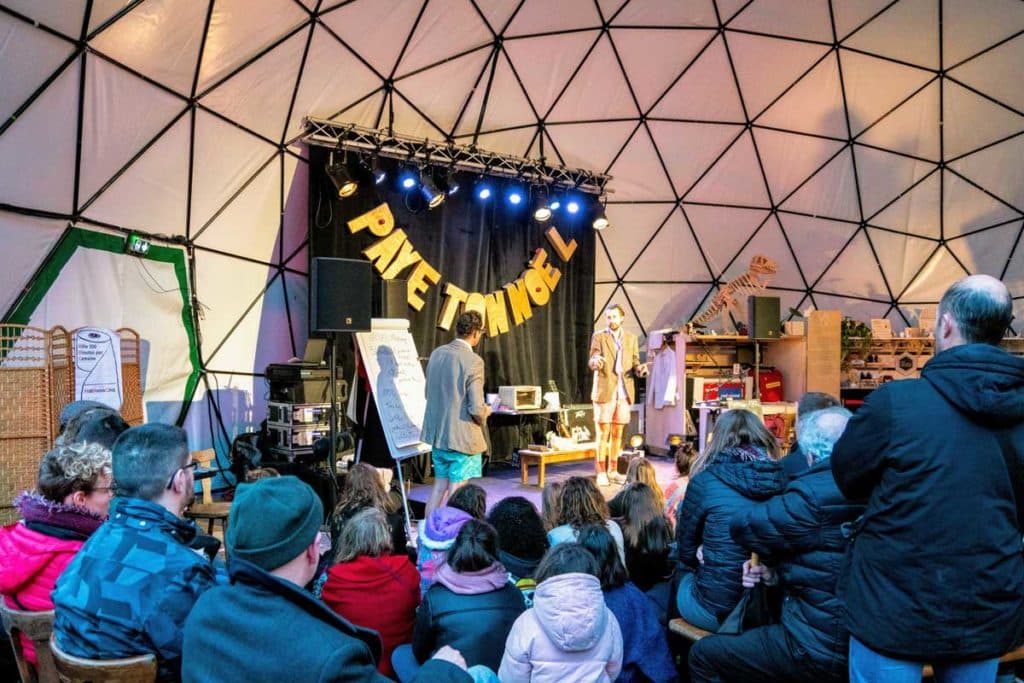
<box><xmin>227</xmin><ymin>476</ymin><xmax>323</xmax><ymax>571</ymax></box>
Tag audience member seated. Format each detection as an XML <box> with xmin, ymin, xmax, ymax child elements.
<box><xmin>331</xmin><ymin>462</ymin><xmax>408</xmax><ymax>554</ymax></box>
<box><xmin>322</xmin><ymin>507</ymin><xmax>421</xmax><ymax>678</ymax></box>
<box><xmin>486</xmin><ymin>496</ymin><xmax>548</xmax><ymax>597</ymax></box>
<box><xmin>52</xmin><ymin>424</ymin><xmax>217</xmax><ymax>682</ymax></box>
<box><xmin>609</xmin><ymin>457</ymin><xmax>665</xmax><ymax>518</ymax></box>
<box><xmin>183</xmin><ymin>476</ymin><xmax>471</xmax><ymax>683</ymax></box>
<box><xmin>689</xmin><ymin>407</ymin><xmax>859</xmax><ymax>683</ymax></box>
<box><xmin>675</xmin><ymin>409</ymin><xmax>784</xmax><ymax>632</ymax></box>
<box><xmin>778</xmin><ymin>392</ymin><xmax>840</xmax><ymax>480</ymax></box>
<box><xmin>577</xmin><ymin>525</ymin><xmax>677</xmax><ymax>683</ymax></box>
<box><xmin>56</xmin><ymin>403</ymin><xmax>130</xmax><ymax>449</ymax></box>
<box><xmin>416</xmin><ymin>503</ymin><xmax>474</xmax><ymax>595</ymax></box>
<box><xmin>0</xmin><ymin>442</ymin><xmax>112</xmax><ymax>667</ymax></box>
<box><xmin>663</xmin><ymin>444</ymin><xmax>694</xmax><ymax>527</ymax></box>
<box><xmin>447</xmin><ymin>484</ymin><xmax>487</xmax><ymax>520</ymax></box>
<box><xmin>499</xmin><ymin>543</ymin><xmax>623</xmax><ymax>683</ymax></box>
<box><xmin>614</xmin><ymin>482</ymin><xmax>674</xmax><ymax>593</ymax></box>
<box><xmin>540</xmin><ymin>480</ymin><xmax>563</xmax><ymax>531</ymax></box>
<box><xmin>547</xmin><ymin>476</ymin><xmax>625</xmax><ymax>564</ymax></box>
<box><xmin>396</xmin><ymin>520</ymin><xmax>525</xmax><ymax>680</ymax></box>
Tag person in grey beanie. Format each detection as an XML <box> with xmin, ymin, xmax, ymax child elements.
<box><xmin>182</xmin><ymin>475</ymin><xmax>472</xmax><ymax>683</ymax></box>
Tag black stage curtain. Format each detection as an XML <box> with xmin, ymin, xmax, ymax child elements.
<box><xmin>309</xmin><ymin>148</ymin><xmax>596</xmax><ymax>463</ymax></box>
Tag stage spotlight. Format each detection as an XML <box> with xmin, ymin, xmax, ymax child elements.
<box><xmin>371</xmin><ymin>158</ymin><xmax>386</xmax><ymax>185</ymax></box>
<box><xmin>567</xmin><ymin>200</ymin><xmax>580</xmax><ymax>214</ymax></box>
<box><xmin>628</xmin><ymin>433</ymin><xmax>645</xmax><ymax>450</ymax></box>
<box><xmin>549</xmin><ymin>199</ymin><xmax>561</xmax><ymax>211</ymax></box>
<box><xmin>399</xmin><ymin>170</ymin><xmax>418</xmax><ymax>190</ymax></box>
<box><xmin>420</xmin><ymin>176</ymin><xmax>445</xmax><ymax>209</ymax></box>
<box><xmin>446</xmin><ymin>177</ymin><xmax>460</xmax><ymax>196</ymax></box>
<box><xmin>592</xmin><ymin>207</ymin><xmax>609</xmax><ymax>231</ymax></box>
<box><xmin>476</xmin><ymin>182</ymin><xmax>492</xmax><ymax>200</ymax></box>
<box><xmin>508</xmin><ymin>189</ymin><xmax>523</xmax><ymax>205</ymax></box>
<box><xmin>326</xmin><ymin>160</ymin><xmax>358</xmax><ymax>198</ymax></box>
<box><xmin>125</xmin><ymin>233</ymin><xmax>151</xmax><ymax>256</ymax></box>
<box><xmin>534</xmin><ymin>203</ymin><xmax>552</xmax><ymax>222</ymax></box>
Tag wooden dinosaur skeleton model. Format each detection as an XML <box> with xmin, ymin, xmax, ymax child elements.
<box><xmin>690</xmin><ymin>255</ymin><xmax>777</xmax><ymax>333</ymax></box>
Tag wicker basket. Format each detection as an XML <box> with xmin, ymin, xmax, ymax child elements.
<box><xmin>0</xmin><ymin>325</ymin><xmax>143</xmax><ymax>524</ymax></box>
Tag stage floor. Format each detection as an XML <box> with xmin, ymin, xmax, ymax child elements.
<box><xmin>403</xmin><ymin>452</ymin><xmax>679</xmax><ymax>520</ymax></box>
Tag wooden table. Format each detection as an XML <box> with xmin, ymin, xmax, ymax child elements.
<box><xmin>518</xmin><ymin>443</ymin><xmax>597</xmax><ymax>487</ymax></box>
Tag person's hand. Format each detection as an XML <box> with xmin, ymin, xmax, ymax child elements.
<box><xmin>589</xmin><ymin>355</ymin><xmax>605</xmax><ymax>371</ymax></box>
<box><xmin>696</xmin><ymin>544</ymin><xmax>704</xmax><ymax>565</ymax></box>
<box><xmin>431</xmin><ymin>645</ymin><xmax>467</xmax><ymax>670</ymax></box>
<box><xmin>741</xmin><ymin>559</ymin><xmax>777</xmax><ymax>588</ymax></box>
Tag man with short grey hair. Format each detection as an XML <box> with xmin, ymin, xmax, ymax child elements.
<box><xmin>831</xmin><ymin>274</ymin><xmax>1024</xmax><ymax>682</ymax></box>
<box><xmin>690</xmin><ymin>406</ymin><xmax>860</xmax><ymax>683</ymax></box>
<box><xmin>53</xmin><ymin>423</ymin><xmax>217</xmax><ymax>682</ymax></box>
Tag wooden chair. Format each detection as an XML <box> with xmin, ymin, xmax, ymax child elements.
<box><xmin>183</xmin><ymin>448</ymin><xmax>231</xmax><ymax>535</ymax></box>
<box><xmin>0</xmin><ymin>604</ymin><xmax>58</xmax><ymax>683</ymax></box>
<box><xmin>49</xmin><ymin>634</ymin><xmax>156</xmax><ymax>683</ymax></box>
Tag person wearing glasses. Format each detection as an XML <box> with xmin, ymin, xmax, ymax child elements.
<box><xmin>0</xmin><ymin>441</ymin><xmax>113</xmax><ymax>670</ymax></box>
<box><xmin>52</xmin><ymin>424</ymin><xmax>217</xmax><ymax>682</ymax></box>
<box><xmin>183</xmin><ymin>476</ymin><xmax>473</xmax><ymax>683</ymax></box>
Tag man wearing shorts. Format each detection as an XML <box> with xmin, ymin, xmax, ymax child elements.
<box><xmin>422</xmin><ymin>310</ymin><xmax>490</xmax><ymax>516</ymax></box>
<box><xmin>589</xmin><ymin>303</ymin><xmax>646</xmax><ymax>486</ymax></box>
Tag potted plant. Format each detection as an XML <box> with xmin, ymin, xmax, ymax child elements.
<box><xmin>841</xmin><ymin>317</ymin><xmax>873</xmax><ymax>367</ymax></box>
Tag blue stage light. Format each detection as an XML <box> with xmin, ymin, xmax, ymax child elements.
<box><xmin>508</xmin><ymin>190</ymin><xmax>523</xmax><ymax>205</ymax></box>
<box><xmin>400</xmin><ymin>174</ymin><xmax>417</xmax><ymax>190</ymax></box>
<box><xmin>477</xmin><ymin>185</ymin><xmax>492</xmax><ymax>200</ymax></box>
<box><xmin>549</xmin><ymin>199</ymin><xmax>561</xmax><ymax>210</ymax></box>
<box><xmin>567</xmin><ymin>200</ymin><xmax>580</xmax><ymax>214</ymax></box>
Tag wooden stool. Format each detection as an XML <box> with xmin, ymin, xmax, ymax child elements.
<box><xmin>50</xmin><ymin>634</ymin><xmax>156</xmax><ymax>683</ymax></box>
<box><xmin>0</xmin><ymin>604</ymin><xmax>57</xmax><ymax>683</ymax></box>
<box><xmin>183</xmin><ymin>448</ymin><xmax>231</xmax><ymax>535</ymax></box>
<box><xmin>668</xmin><ymin>617</ymin><xmax>712</xmax><ymax>643</ymax></box>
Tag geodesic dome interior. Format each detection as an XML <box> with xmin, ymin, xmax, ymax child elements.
<box><xmin>2</xmin><ymin>0</ymin><xmax>1023</xmax><ymax>437</ymax></box>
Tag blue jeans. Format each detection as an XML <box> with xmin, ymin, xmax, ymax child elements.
<box><xmin>849</xmin><ymin>636</ymin><xmax>999</xmax><ymax>683</ymax></box>
<box><xmin>392</xmin><ymin>644</ymin><xmax>499</xmax><ymax>683</ymax></box>
<box><xmin>675</xmin><ymin>570</ymin><xmax>721</xmax><ymax>632</ymax></box>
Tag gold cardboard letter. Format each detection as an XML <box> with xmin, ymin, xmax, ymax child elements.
<box><xmin>347</xmin><ymin>203</ymin><xmax>395</xmax><ymax>237</ymax></box>
<box><xmin>437</xmin><ymin>283</ymin><xmax>468</xmax><ymax>330</ymax></box>
<box><xmin>362</xmin><ymin>229</ymin><xmax>407</xmax><ymax>274</ymax></box>
<box><xmin>504</xmin><ymin>278</ymin><xmax>533</xmax><ymax>325</ymax></box>
<box><xmin>545</xmin><ymin>226</ymin><xmax>577</xmax><ymax>262</ymax></box>
<box><xmin>484</xmin><ymin>290</ymin><xmax>510</xmax><ymax>336</ymax></box>
<box><xmin>529</xmin><ymin>248</ymin><xmax>561</xmax><ymax>291</ymax></box>
<box><xmin>406</xmin><ymin>260</ymin><xmax>440</xmax><ymax>311</ymax></box>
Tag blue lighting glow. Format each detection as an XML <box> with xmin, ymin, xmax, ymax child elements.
<box><xmin>508</xmin><ymin>190</ymin><xmax>523</xmax><ymax>205</ymax></box>
<box><xmin>477</xmin><ymin>185</ymin><xmax>492</xmax><ymax>200</ymax></box>
<box><xmin>400</xmin><ymin>174</ymin><xmax>417</xmax><ymax>190</ymax></box>
<box><xmin>549</xmin><ymin>199</ymin><xmax>561</xmax><ymax>210</ymax></box>
<box><xmin>567</xmin><ymin>200</ymin><xmax>580</xmax><ymax>214</ymax></box>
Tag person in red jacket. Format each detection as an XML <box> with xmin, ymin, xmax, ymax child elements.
<box><xmin>0</xmin><ymin>441</ymin><xmax>113</xmax><ymax>666</ymax></box>
<box><xmin>321</xmin><ymin>507</ymin><xmax>421</xmax><ymax>677</ymax></box>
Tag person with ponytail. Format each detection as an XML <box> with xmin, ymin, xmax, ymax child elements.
<box><xmin>394</xmin><ymin>520</ymin><xmax>525</xmax><ymax>682</ymax></box>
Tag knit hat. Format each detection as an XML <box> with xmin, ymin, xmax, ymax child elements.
<box><xmin>227</xmin><ymin>476</ymin><xmax>323</xmax><ymax>571</ymax></box>
<box><xmin>420</xmin><ymin>506</ymin><xmax>474</xmax><ymax>551</ymax></box>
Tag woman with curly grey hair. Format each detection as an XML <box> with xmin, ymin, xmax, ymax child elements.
<box><xmin>0</xmin><ymin>441</ymin><xmax>114</xmax><ymax>666</ymax></box>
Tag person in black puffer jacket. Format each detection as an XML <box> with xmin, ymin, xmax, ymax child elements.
<box><xmin>675</xmin><ymin>409</ymin><xmax>785</xmax><ymax>631</ymax></box>
<box><xmin>689</xmin><ymin>407</ymin><xmax>863</xmax><ymax>682</ymax></box>
<box><xmin>831</xmin><ymin>275</ymin><xmax>1024</xmax><ymax>680</ymax></box>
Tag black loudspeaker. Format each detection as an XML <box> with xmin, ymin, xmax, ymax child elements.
<box><xmin>748</xmin><ymin>296</ymin><xmax>781</xmax><ymax>339</ymax></box>
<box><xmin>311</xmin><ymin>257</ymin><xmax>372</xmax><ymax>332</ymax></box>
<box><xmin>373</xmin><ymin>278</ymin><xmax>408</xmax><ymax>318</ymax></box>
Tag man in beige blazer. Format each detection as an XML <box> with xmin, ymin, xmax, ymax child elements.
<box><xmin>421</xmin><ymin>310</ymin><xmax>490</xmax><ymax>516</ymax></box>
<box><xmin>589</xmin><ymin>303</ymin><xmax>646</xmax><ymax>486</ymax></box>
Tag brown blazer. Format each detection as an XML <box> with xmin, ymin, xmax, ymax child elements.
<box><xmin>589</xmin><ymin>329</ymin><xmax>641</xmax><ymax>404</ymax></box>
<box><xmin>421</xmin><ymin>339</ymin><xmax>489</xmax><ymax>455</ymax></box>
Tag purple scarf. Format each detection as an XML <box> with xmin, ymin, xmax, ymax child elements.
<box><xmin>435</xmin><ymin>561</ymin><xmax>509</xmax><ymax>594</ymax></box>
<box><xmin>15</xmin><ymin>491</ymin><xmax>105</xmax><ymax>538</ymax></box>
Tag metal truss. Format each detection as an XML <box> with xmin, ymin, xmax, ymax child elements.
<box><xmin>303</xmin><ymin>117</ymin><xmax>611</xmax><ymax>195</ymax></box>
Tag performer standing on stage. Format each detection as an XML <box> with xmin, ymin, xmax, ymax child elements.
<box><xmin>589</xmin><ymin>303</ymin><xmax>646</xmax><ymax>486</ymax></box>
<box><xmin>422</xmin><ymin>311</ymin><xmax>490</xmax><ymax>517</ymax></box>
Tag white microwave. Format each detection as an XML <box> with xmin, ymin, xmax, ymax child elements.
<box><xmin>498</xmin><ymin>385</ymin><xmax>542</xmax><ymax>410</ymax></box>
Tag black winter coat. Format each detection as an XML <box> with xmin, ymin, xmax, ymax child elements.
<box><xmin>675</xmin><ymin>446</ymin><xmax>785</xmax><ymax>620</ymax></box>
<box><xmin>831</xmin><ymin>343</ymin><xmax>1024</xmax><ymax>661</ymax></box>
<box><xmin>412</xmin><ymin>580</ymin><xmax>526</xmax><ymax>671</ymax></box>
<box><xmin>730</xmin><ymin>460</ymin><xmax>865</xmax><ymax>674</ymax></box>
<box><xmin>183</xmin><ymin>559</ymin><xmax>471</xmax><ymax>683</ymax></box>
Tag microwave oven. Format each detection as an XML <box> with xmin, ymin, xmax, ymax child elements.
<box><xmin>498</xmin><ymin>385</ymin><xmax>542</xmax><ymax>410</ymax></box>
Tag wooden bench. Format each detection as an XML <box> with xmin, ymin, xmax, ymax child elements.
<box><xmin>670</xmin><ymin>616</ymin><xmax>1024</xmax><ymax>681</ymax></box>
<box><xmin>668</xmin><ymin>617</ymin><xmax>712</xmax><ymax>642</ymax></box>
<box><xmin>921</xmin><ymin>644</ymin><xmax>1024</xmax><ymax>678</ymax></box>
<box><xmin>518</xmin><ymin>444</ymin><xmax>597</xmax><ymax>487</ymax></box>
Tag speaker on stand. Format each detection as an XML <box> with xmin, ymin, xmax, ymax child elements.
<box><xmin>310</xmin><ymin>257</ymin><xmax>372</xmax><ymax>478</ymax></box>
<box><xmin>373</xmin><ymin>278</ymin><xmax>408</xmax><ymax>319</ymax></box>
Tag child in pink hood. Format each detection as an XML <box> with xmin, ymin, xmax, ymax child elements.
<box><xmin>499</xmin><ymin>543</ymin><xmax>623</xmax><ymax>683</ymax></box>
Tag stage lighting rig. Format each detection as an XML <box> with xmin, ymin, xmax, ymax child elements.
<box><xmin>326</xmin><ymin>150</ymin><xmax>358</xmax><ymax>198</ymax></box>
<box><xmin>420</xmin><ymin>176</ymin><xmax>445</xmax><ymax>209</ymax></box>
